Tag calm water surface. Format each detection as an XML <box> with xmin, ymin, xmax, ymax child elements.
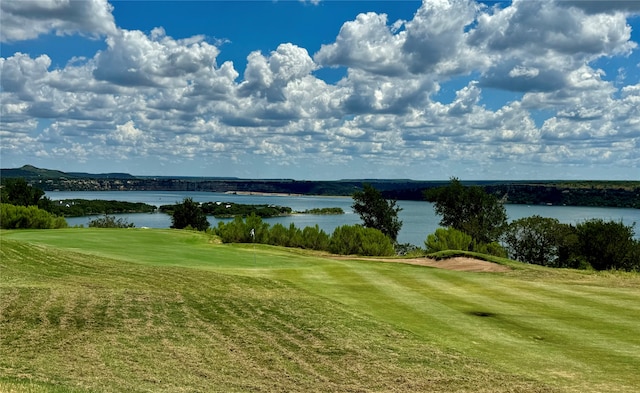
<box><xmin>48</xmin><ymin>191</ymin><xmax>640</xmax><ymax>246</ymax></box>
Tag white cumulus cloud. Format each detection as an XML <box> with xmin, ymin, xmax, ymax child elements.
<box><xmin>0</xmin><ymin>0</ymin><xmax>117</xmax><ymax>42</ymax></box>
<box><xmin>0</xmin><ymin>0</ymin><xmax>638</xmax><ymax>178</ymax></box>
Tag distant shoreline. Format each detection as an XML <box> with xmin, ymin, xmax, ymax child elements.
<box><xmin>3</xmin><ymin>165</ymin><xmax>638</xmax><ymax>208</ymax></box>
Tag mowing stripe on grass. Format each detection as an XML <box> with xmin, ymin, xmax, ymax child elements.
<box><xmin>3</xmin><ymin>235</ymin><xmax>560</xmax><ymax>392</ymax></box>
<box><xmin>3</xmin><ymin>229</ymin><xmax>638</xmax><ymax>393</ymax></box>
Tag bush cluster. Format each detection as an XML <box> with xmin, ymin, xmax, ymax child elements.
<box><xmin>329</xmin><ymin>225</ymin><xmax>395</xmax><ymax>256</ymax></box>
<box><xmin>425</xmin><ymin>227</ymin><xmax>507</xmax><ymax>258</ymax></box>
<box><xmin>1</xmin><ymin>203</ymin><xmax>67</xmax><ymax>229</ymax></box>
<box><xmin>88</xmin><ymin>215</ymin><xmax>135</xmax><ymax>228</ymax></box>
<box><xmin>424</xmin><ymin>179</ymin><xmax>639</xmax><ymax>271</ymax></box>
<box><xmin>214</xmin><ymin>214</ymin><xmax>394</xmax><ymax>256</ymax></box>
<box><xmin>502</xmin><ymin>216</ymin><xmax>639</xmax><ymax>271</ymax></box>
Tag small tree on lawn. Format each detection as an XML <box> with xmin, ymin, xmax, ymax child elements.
<box><xmin>171</xmin><ymin>198</ymin><xmax>209</xmax><ymax>231</ymax></box>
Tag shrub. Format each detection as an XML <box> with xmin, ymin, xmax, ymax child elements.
<box><xmin>216</xmin><ymin>218</ymin><xmax>393</xmax><ymax>256</ymax></box>
<box><xmin>1</xmin><ymin>203</ymin><xmax>67</xmax><ymax>229</ymax></box>
<box><xmin>285</xmin><ymin>223</ymin><xmax>303</xmax><ymax>248</ymax></box>
<box><xmin>261</xmin><ymin>222</ymin><xmax>330</xmax><ymax>251</ymax></box>
<box><xmin>473</xmin><ymin>241</ymin><xmax>507</xmax><ymax>258</ymax></box>
<box><xmin>329</xmin><ymin>225</ymin><xmax>394</xmax><ymax>256</ymax></box>
<box><xmin>215</xmin><ymin>214</ymin><xmax>269</xmax><ymax>243</ymax></box>
<box><xmin>626</xmin><ymin>241</ymin><xmax>640</xmax><ymax>272</ymax></box>
<box><xmin>265</xmin><ymin>222</ymin><xmax>302</xmax><ymax>247</ymax></box>
<box><xmin>425</xmin><ymin>227</ymin><xmax>473</xmax><ymax>253</ymax></box>
<box><xmin>329</xmin><ymin>225</ymin><xmax>362</xmax><ymax>255</ymax></box>
<box><xmin>216</xmin><ymin>217</ymin><xmax>249</xmax><ymax>243</ymax></box>
<box><xmin>245</xmin><ymin>214</ymin><xmax>270</xmax><ymax>243</ymax></box>
<box><xmin>301</xmin><ymin>225</ymin><xmax>329</xmax><ymax>251</ymax></box>
<box><xmin>88</xmin><ymin>214</ymin><xmax>135</xmax><ymax>228</ymax></box>
<box><xmin>267</xmin><ymin>223</ymin><xmax>289</xmax><ymax>246</ymax></box>
<box><xmin>395</xmin><ymin>243</ymin><xmax>421</xmax><ymax>256</ymax></box>
<box><xmin>425</xmin><ymin>227</ymin><xmax>506</xmax><ymax>257</ymax></box>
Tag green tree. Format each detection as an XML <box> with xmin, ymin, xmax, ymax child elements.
<box><xmin>503</xmin><ymin>216</ymin><xmax>564</xmax><ymax>266</ymax></box>
<box><xmin>575</xmin><ymin>219</ymin><xmax>638</xmax><ymax>271</ymax></box>
<box><xmin>352</xmin><ymin>183</ymin><xmax>402</xmax><ymax>242</ymax></box>
<box><xmin>1</xmin><ymin>178</ymin><xmax>45</xmax><ymax>206</ymax></box>
<box><xmin>424</xmin><ymin>177</ymin><xmax>507</xmax><ymax>244</ymax></box>
<box><xmin>171</xmin><ymin>198</ymin><xmax>209</xmax><ymax>231</ymax></box>
<box><xmin>554</xmin><ymin>223</ymin><xmax>584</xmax><ymax>269</ymax></box>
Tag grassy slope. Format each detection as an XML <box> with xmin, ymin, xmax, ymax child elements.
<box><xmin>2</xmin><ymin>229</ymin><xmax>639</xmax><ymax>393</ymax></box>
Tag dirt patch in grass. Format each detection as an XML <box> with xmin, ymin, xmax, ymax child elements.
<box><xmin>335</xmin><ymin>255</ymin><xmax>512</xmax><ymax>273</ymax></box>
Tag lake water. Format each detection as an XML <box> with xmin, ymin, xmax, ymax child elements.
<box><xmin>47</xmin><ymin>191</ymin><xmax>640</xmax><ymax>245</ymax></box>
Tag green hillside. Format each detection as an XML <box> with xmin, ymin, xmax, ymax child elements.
<box><xmin>0</xmin><ymin>164</ymin><xmax>70</xmax><ymax>179</ymax></box>
<box><xmin>1</xmin><ymin>229</ymin><xmax>639</xmax><ymax>392</ymax></box>
<box><xmin>0</xmin><ymin>164</ymin><xmax>135</xmax><ymax>179</ymax></box>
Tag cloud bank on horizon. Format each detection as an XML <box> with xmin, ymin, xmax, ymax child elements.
<box><xmin>1</xmin><ymin>0</ymin><xmax>639</xmax><ymax>180</ymax></box>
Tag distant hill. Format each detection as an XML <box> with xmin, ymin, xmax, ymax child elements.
<box><xmin>1</xmin><ymin>165</ymin><xmax>135</xmax><ymax>180</ymax></box>
<box><xmin>1</xmin><ymin>165</ymin><xmax>69</xmax><ymax>179</ymax></box>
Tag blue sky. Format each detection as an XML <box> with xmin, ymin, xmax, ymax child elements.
<box><xmin>1</xmin><ymin>0</ymin><xmax>639</xmax><ymax>180</ymax></box>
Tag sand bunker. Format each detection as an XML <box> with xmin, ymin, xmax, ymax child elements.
<box><xmin>334</xmin><ymin>255</ymin><xmax>511</xmax><ymax>273</ymax></box>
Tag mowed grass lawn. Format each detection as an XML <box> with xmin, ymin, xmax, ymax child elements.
<box><xmin>1</xmin><ymin>229</ymin><xmax>639</xmax><ymax>393</ymax></box>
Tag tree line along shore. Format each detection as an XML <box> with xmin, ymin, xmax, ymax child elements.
<box><xmin>1</xmin><ymin>165</ymin><xmax>638</xmax><ymax>208</ymax></box>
